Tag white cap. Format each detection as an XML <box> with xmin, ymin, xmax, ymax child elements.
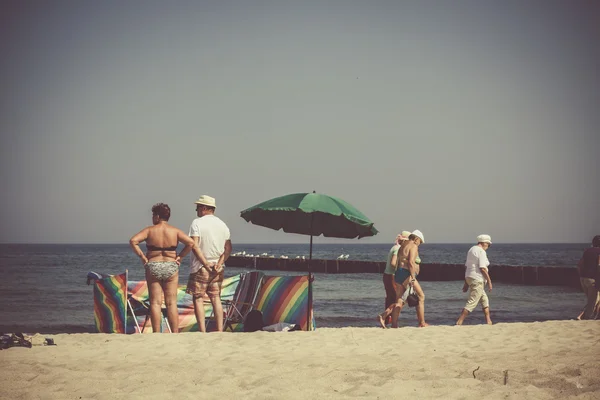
<box><xmin>477</xmin><ymin>234</ymin><xmax>492</xmax><ymax>244</ymax></box>
<box><xmin>411</xmin><ymin>230</ymin><xmax>425</xmax><ymax>243</ymax></box>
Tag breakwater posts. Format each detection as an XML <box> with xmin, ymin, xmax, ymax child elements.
<box><xmin>226</xmin><ymin>256</ymin><xmax>580</xmax><ymax>288</ymax></box>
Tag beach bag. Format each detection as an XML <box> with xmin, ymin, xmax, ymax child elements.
<box><xmin>406</xmin><ymin>286</ymin><xmax>419</xmax><ymax>308</ymax></box>
<box><xmin>243</xmin><ymin>310</ymin><xmax>264</xmax><ymax>332</ymax></box>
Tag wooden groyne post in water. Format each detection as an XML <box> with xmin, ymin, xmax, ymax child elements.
<box><xmin>225</xmin><ymin>256</ymin><xmax>580</xmax><ymax>288</ymax></box>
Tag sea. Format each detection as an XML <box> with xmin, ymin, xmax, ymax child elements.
<box><xmin>0</xmin><ymin>243</ymin><xmax>590</xmax><ymax>333</ymax></box>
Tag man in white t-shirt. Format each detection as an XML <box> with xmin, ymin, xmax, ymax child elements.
<box><xmin>456</xmin><ymin>234</ymin><xmax>493</xmax><ymax>325</ymax></box>
<box><xmin>185</xmin><ymin>195</ymin><xmax>232</xmax><ymax>332</ymax></box>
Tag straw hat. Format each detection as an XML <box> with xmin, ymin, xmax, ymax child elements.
<box><xmin>194</xmin><ymin>195</ymin><xmax>216</xmax><ymax>208</ymax></box>
<box><xmin>477</xmin><ymin>234</ymin><xmax>492</xmax><ymax>244</ymax></box>
<box><xmin>401</xmin><ymin>231</ymin><xmax>411</xmax><ymax>240</ymax></box>
<box><xmin>412</xmin><ymin>230</ymin><xmax>425</xmax><ymax>243</ymax></box>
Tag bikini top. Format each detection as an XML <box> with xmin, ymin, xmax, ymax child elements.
<box><xmin>146</xmin><ymin>244</ymin><xmax>178</xmax><ymax>252</ymax></box>
<box><xmin>397</xmin><ymin>255</ymin><xmax>421</xmax><ymax>267</ymax></box>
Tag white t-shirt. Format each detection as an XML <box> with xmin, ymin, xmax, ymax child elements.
<box><xmin>188</xmin><ymin>214</ymin><xmax>231</xmax><ymax>274</ymax></box>
<box><xmin>464</xmin><ymin>245</ymin><xmax>490</xmax><ymax>282</ymax></box>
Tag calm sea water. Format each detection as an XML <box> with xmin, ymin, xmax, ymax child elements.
<box><xmin>0</xmin><ymin>243</ymin><xmax>588</xmax><ymax>333</ymax></box>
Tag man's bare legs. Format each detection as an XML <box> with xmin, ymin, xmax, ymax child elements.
<box><xmin>483</xmin><ymin>306</ymin><xmax>492</xmax><ymax>325</ymax></box>
<box><xmin>382</xmin><ymin>274</ymin><xmax>397</xmax><ymax>324</ymax></box>
<box><xmin>193</xmin><ymin>296</ymin><xmax>207</xmax><ymax>332</ymax></box>
<box><xmin>211</xmin><ymin>295</ymin><xmax>224</xmax><ymax>332</ymax></box>
<box><xmin>456</xmin><ymin>306</ymin><xmax>492</xmax><ymax>325</ymax></box>
<box><xmin>456</xmin><ymin>308</ymin><xmax>469</xmax><ymax>325</ymax></box>
<box><xmin>377</xmin><ymin>282</ymin><xmax>407</xmax><ymax>328</ymax></box>
<box><xmin>378</xmin><ymin>279</ymin><xmax>429</xmax><ymax>328</ymax></box>
<box><xmin>390</xmin><ymin>281</ymin><xmax>408</xmax><ymax>328</ymax></box>
<box><xmin>412</xmin><ymin>280</ymin><xmax>429</xmax><ymax>327</ymax></box>
<box><xmin>193</xmin><ymin>295</ymin><xmax>223</xmax><ymax>332</ymax></box>
<box><xmin>377</xmin><ymin>301</ymin><xmax>404</xmax><ymax>329</ymax></box>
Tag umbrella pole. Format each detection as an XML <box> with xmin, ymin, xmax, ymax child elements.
<box><xmin>307</xmin><ymin>209</ymin><xmax>314</xmax><ymax>331</ymax></box>
<box><xmin>308</xmin><ymin>233</ymin><xmax>313</xmax><ymax>331</ymax></box>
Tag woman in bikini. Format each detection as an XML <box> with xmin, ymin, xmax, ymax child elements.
<box><xmin>378</xmin><ymin>230</ymin><xmax>429</xmax><ymax>328</ymax></box>
<box><xmin>129</xmin><ymin>203</ymin><xmax>212</xmax><ymax>333</ymax></box>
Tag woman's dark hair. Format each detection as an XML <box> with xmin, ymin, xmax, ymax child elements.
<box><xmin>592</xmin><ymin>235</ymin><xmax>600</xmax><ymax>247</ymax></box>
<box><xmin>408</xmin><ymin>234</ymin><xmax>417</xmax><ymax>241</ymax></box>
<box><xmin>151</xmin><ymin>203</ymin><xmax>171</xmax><ymax>221</ymax></box>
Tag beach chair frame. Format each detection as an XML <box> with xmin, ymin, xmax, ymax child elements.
<box><xmin>222</xmin><ymin>271</ymin><xmax>264</xmax><ymax>331</ymax></box>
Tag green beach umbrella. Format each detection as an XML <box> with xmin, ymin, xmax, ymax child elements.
<box><xmin>240</xmin><ymin>192</ymin><xmax>378</xmax><ymax>239</ymax></box>
<box><xmin>240</xmin><ymin>192</ymin><xmax>378</xmax><ymax>330</ymax></box>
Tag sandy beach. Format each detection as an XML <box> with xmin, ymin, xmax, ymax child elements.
<box><xmin>1</xmin><ymin>321</ymin><xmax>598</xmax><ymax>399</ymax></box>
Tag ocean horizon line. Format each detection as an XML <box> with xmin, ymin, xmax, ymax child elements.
<box><xmin>0</xmin><ymin>242</ymin><xmax>588</xmax><ymax>246</ymax></box>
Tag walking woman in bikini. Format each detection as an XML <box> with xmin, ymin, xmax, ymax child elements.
<box><xmin>378</xmin><ymin>230</ymin><xmax>429</xmax><ymax>328</ymax></box>
<box><xmin>129</xmin><ymin>203</ymin><xmax>212</xmax><ymax>333</ymax></box>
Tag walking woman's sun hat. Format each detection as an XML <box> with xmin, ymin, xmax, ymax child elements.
<box><xmin>411</xmin><ymin>230</ymin><xmax>425</xmax><ymax>243</ymax></box>
<box><xmin>194</xmin><ymin>195</ymin><xmax>216</xmax><ymax>208</ymax></box>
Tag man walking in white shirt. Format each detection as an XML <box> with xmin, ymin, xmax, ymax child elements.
<box><xmin>456</xmin><ymin>234</ymin><xmax>493</xmax><ymax>325</ymax></box>
<box><xmin>186</xmin><ymin>195</ymin><xmax>232</xmax><ymax>332</ymax></box>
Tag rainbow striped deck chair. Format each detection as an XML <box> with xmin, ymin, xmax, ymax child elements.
<box><xmin>254</xmin><ymin>275</ymin><xmax>315</xmax><ymax>331</ymax></box>
<box><xmin>93</xmin><ymin>271</ymin><xmax>127</xmax><ymax>333</ymax></box>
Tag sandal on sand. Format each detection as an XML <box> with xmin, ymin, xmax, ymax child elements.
<box><xmin>377</xmin><ymin>314</ymin><xmax>387</xmax><ymax>329</ymax></box>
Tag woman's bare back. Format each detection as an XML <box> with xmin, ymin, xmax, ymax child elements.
<box><xmin>146</xmin><ymin>224</ymin><xmax>180</xmax><ymax>262</ymax></box>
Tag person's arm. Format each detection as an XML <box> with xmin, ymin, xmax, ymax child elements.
<box><xmin>175</xmin><ymin>230</ymin><xmax>196</xmax><ymax>264</ymax></box>
<box><xmin>462</xmin><ymin>280</ymin><xmax>469</xmax><ymax>292</ymax></box>
<box><xmin>391</xmin><ymin>253</ymin><xmax>398</xmax><ymax>270</ymax></box>
<box><xmin>185</xmin><ymin>234</ymin><xmax>212</xmax><ymax>269</ymax></box>
<box><xmin>215</xmin><ymin>239</ymin><xmax>232</xmax><ymax>272</ymax></box>
<box><xmin>481</xmin><ymin>268</ymin><xmax>492</xmax><ymax>291</ymax></box>
<box><xmin>129</xmin><ymin>228</ymin><xmax>149</xmax><ymax>265</ymax></box>
<box><xmin>390</xmin><ymin>245</ymin><xmax>399</xmax><ymax>270</ymax></box>
<box><xmin>407</xmin><ymin>246</ymin><xmax>418</xmax><ymax>283</ymax></box>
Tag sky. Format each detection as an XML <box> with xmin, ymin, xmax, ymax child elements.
<box><xmin>1</xmin><ymin>1</ymin><xmax>599</xmax><ymax>244</ymax></box>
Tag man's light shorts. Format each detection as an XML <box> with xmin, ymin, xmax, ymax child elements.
<box><xmin>186</xmin><ymin>267</ymin><xmax>224</xmax><ymax>299</ymax></box>
<box><xmin>464</xmin><ymin>277</ymin><xmax>489</xmax><ymax>312</ymax></box>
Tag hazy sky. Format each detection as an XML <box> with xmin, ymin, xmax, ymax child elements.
<box><xmin>1</xmin><ymin>1</ymin><xmax>598</xmax><ymax>244</ymax></box>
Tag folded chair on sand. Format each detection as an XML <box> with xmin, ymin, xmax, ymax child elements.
<box><xmin>200</xmin><ymin>272</ymin><xmax>262</xmax><ymax>332</ymax></box>
<box><xmin>221</xmin><ymin>271</ymin><xmax>264</xmax><ymax>332</ymax></box>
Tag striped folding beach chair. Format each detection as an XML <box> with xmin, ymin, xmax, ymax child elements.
<box><xmin>254</xmin><ymin>275</ymin><xmax>315</xmax><ymax>331</ymax></box>
<box><xmin>221</xmin><ymin>271</ymin><xmax>264</xmax><ymax>332</ymax></box>
<box><xmin>92</xmin><ymin>271</ymin><xmax>128</xmax><ymax>333</ymax></box>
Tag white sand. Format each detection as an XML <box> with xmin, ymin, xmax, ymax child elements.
<box><xmin>1</xmin><ymin>321</ymin><xmax>599</xmax><ymax>399</ymax></box>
